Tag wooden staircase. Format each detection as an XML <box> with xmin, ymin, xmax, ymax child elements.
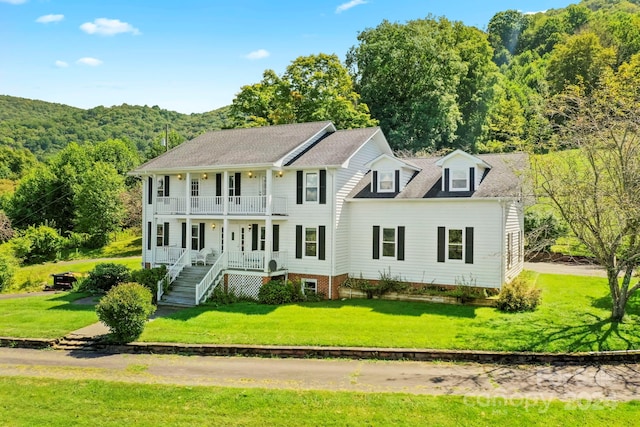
<box><xmin>158</xmin><ymin>265</ymin><xmax>211</xmax><ymax>307</ymax></box>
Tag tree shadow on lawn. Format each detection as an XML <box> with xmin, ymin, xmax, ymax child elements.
<box><xmin>45</xmin><ymin>292</ymin><xmax>98</xmax><ymax>313</ymax></box>
<box><xmin>161</xmin><ymin>299</ymin><xmax>479</xmax><ymax>322</ymax></box>
<box><xmin>462</xmin><ymin>312</ymin><xmax>640</xmax><ymax>352</ymax></box>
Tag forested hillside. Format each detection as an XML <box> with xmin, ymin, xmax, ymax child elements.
<box><xmin>0</xmin><ymin>96</ymin><xmax>231</xmax><ymax>160</ymax></box>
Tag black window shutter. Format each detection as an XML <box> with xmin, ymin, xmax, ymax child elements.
<box><xmin>465</xmin><ymin>227</ymin><xmax>474</xmax><ymax>264</ymax></box>
<box><xmin>147</xmin><ymin>222</ymin><xmax>152</xmax><ymax>250</ymax></box>
<box><xmin>215</xmin><ymin>173</ymin><xmax>222</xmax><ymax>197</ymax></box>
<box><xmin>251</xmin><ymin>223</ymin><xmax>258</xmax><ymax>251</ymax></box>
<box><xmin>372</xmin><ymin>171</ymin><xmax>378</xmax><ymax>192</ymax></box>
<box><xmin>296</xmin><ymin>171</ymin><xmax>303</xmax><ymax>204</ymax></box>
<box><xmin>443</xmin><ymin>169</ymin><xmax>449</xmax><ymax>192</ymax></box>
<box><xmin>295</xmin><ymin>225</ymin><xmax>303</xmax><ymax>259</ymax></box>
<box><xmin>216</xmin><ymin>173</ymin><xmax>222</xmax><ymax>196</ymax></box>
<box><xmin>373</xmin><ymin>225</ymin><xmax>380</xmax><ymax>259</ymax></box>
<box><xmin>395</xmin><ymin>170</ymin><xmax>400</xmax><ymax>193</ymax></box>
<box><xmin>235</xmin><ymin>172</ymin><xmax>241</xmax><ymax>196</ymax></box>
<box><xmin>469</xmin><ymin>167</ymin><xmax>475</xmax><ymax>192</ymax></box>
<box><xmin>199</xmin><ymin>223</ymin><xmax>205</xmax><ymax>250</ymax></box>
<box><xmin>272</xmin><ymin>224</ymin><xmax>280</xmax><ymax>252</ymax></box>
<box><xmin>164</xmin><ymin>175</ymin><xmax>170</xmax><ymax>197</ymax></box>
<box><xmin>147</xmin><ymin>177</ymin><xmax>153</xmax><ymax>204</ymax></box>
<box><xmin>398</xmin><ymin>226</ymin><xmax>405</xmax><ymax>261</ymax></box>
<box><xmin>318</xmin><ymin>226</ymin><xmax>326</xmax><ymax>260</ymax></box>
<box><xmin>319</xmin><ymin>170</ymin><xmax>326</xmax><ymax>204</ymax></box>
<box><xmin>437</xmin><ymin>226</ymin><xmax>446</xmax><ymax>262</ymax></box>
<box><xmin>163</xmin><ymin>222</ymin><xmax>170</xmax><ymax>246</ymax></box>
<box><xmin>181</xmin><ymin>222</ymin><xmax>186</xmax><ymax>249</ymax></box>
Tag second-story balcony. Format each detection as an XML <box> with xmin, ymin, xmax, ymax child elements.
<box><xmin>156</xmin><ymin>196</ymin><xmax>288</xmax><ymax>216</ymax></box>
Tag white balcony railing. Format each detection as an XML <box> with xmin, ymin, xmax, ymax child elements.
<box><xmin>156</xmin><ymin>196</ymin><xmax>287</xmax><ymax>215</ymax></box>
<box><xmin>155</xmin><ymin>247</ymin><xmax>186</xmax><ymax>265</ymax></box>
<box><xmin>156</xmin><ymin>197</ymin><xmax>186</xmax><ymax>215</ymax></box>
<box><xmin>226</xmin><ymin>251</ymin><xmax>288</xmax><ymax>271</ymax></box>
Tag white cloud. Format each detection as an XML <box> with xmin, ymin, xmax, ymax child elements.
<box><xmin>0</xmin><ymin>0</ymin><xmax>28</xmax><ymax>4</ymax></box>
<box><xmin>245</xmin><ymin>49</ymin><xmax>270</xmax><ymax>60</ymax></box>
<box><xmin>522</xmin><ymin>10</ymin><xmax>547</xmax><ymax>15</ymax></box>
<box><xmin>336</xmin><ymin>0</ymin><xmax>367</xmax><ymax>14</ymax></box>
<box><xmin>80</xmin><ymin>18</ymin><xmax>140</xmax><ymax>36</ymax></box>
<box><xmin>76</xmin><ymin>57</ymin><xmax>103</xmax><ymax>67</ymax></box>
<box><xmin>36</xmin><ymin>14</ymin><xmax>64</xmax><ymax>24</ymax></box>
<box><xmin>55</xmin><ymin>60</ymin><xmax>69</xmax><ymax>68</ymax></box>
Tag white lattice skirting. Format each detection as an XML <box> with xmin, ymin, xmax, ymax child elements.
<box><xmin>228</xmin><ymin>274</ymin><xmax>263</xmax><ymax>300</ymax></box>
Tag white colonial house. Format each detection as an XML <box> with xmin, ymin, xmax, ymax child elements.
<box><xmin>130</xmin><ymin>121</ymin><xmax>525</xmax><ymax>306</ymax></box>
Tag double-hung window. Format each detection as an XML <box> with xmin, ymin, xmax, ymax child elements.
<box><xmin>448</xmin><ymin>229</ymin><xmax>463</xmax><ymax>260</ymax></box>
<box><xmin>451</xmin><ymin>170</ymin><xmax>468</xmax><ymax>190</ymax></box>
<box><xmin>302</xmin><ymin>278</ymin><xmax>318</xmax><ymax>295</ymax></box>
<box><xmin>382</xmin><ymin>228</ymin><xmax>396</xmax><ymax>257</ymax></box>
<box><xmin>305</xmin><ymin>172</ymin><xmax>318</xmax><ymax>202</ymax></box>
<box><xmin>378</xmin><ymin>171</ymin><xmax>395</xmax><ymax>192</ymax></box>
<box><xmin>305</xmin><ymin>227</ymin><xmax>317</xmax><ymax>257</ymax></box>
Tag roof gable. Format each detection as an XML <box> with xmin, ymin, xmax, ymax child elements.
<box><xmin>365</xmin><ymin>153</ymin><xmax>421</xmax><ymax>171</ymax></box>
<box><xmin>132</xmin><ymin>121</ymin><xmax>334</xmax><ymax>173</ymax></box>
<box><xmin>435</xmin><ymin>149</ymin><xmax>492</xmax><ymax>169</ymax></box>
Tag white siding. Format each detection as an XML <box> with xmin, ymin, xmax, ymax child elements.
<box><xmin>347</xmin><ymin>199</ymin><xmax>505</xmax><ymax>288</ymax></box>
<box><xmin>334</xmin><ymin>140</ymin><xmax>384</xmax><ymax>275</ymax></box>
<box><xmin>503</xmin><ymin>201</ymin><xmax>524</xmax><ymax>283</ymax></box>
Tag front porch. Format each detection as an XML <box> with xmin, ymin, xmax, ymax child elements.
<box><xmin>154</xmin><ymin>248</ymin><xmax>288</xmax><ymax>273</ymax></box>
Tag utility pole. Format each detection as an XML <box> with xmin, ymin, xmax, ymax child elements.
<box><xmin>165</xmin><ymin>124</ymin><xmax>169</xmax><ymax>152</ymax></box>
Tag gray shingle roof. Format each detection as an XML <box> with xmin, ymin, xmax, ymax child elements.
<box><xmin>132</xmin><ymin>121</ymin><xmax>333</xmax><ymax>173</ymax></box>
<box><xmin>288</xmin><ymin>127</ymin><xmax>381</xmax><ymax>167</ymax></box>
<box><xmin>349</xmin><ymin>152</ymin><xmax>528</xmax><ymax>199</ymax></box>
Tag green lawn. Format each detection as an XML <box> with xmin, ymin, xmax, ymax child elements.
<box><xmin>5</xmin><ymin>256</ymin><xmax>141</xmax><ymax>293</ymax></box>
<box><xmin>0</xmin><ymin>376</ymin><xmax>636</xmax><ymax>426</ymax></box>
<box><xmin>141</xmin><ymin>273</ymin><xmax>640</xmax><ymax>352</ymax></box>
<box><xmin>0</xmin><ymin>292</ymin><xmax>98</xmax><ymax>338</ymax></box>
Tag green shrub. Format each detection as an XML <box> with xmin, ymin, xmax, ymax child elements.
<box><xmin>524</xmin><ymin>209</ymin><xmax>567</xmax><ymax>254</ymax></box>
<box><xmin>258</xmin><ymin>279</ymin><xmax>297</xmax><ymax>305</ymax></box>
<box><xmin>496</xmin><ymin>273</ymin><xmax>542</xmax><ymax>312</ymax></box>
<box><xmin>80</xmin><ymin>263</ymin><xmax>131</xmax><ymax>293</ymax></box>
<box><xmin>12</xmin><ymin>225</ymin><xmax>64</xmax><ymax>264</ymax></box>
<box><xmin>131</xmin><ymin>265</ymin><xmax>167</xmax><ymax>302</ymax></box>
<box><xmin>208</xmin><ymin>285</ymin><xmax>254</xmax><ymax>305</ymax></box>
<box><xmin>96</xmin><ymin>282</ymin><xmax>156</xmax><ymax>343</ymax></box>
<box><xmin>0</xmin><ymin>253</ymin><xmax>16</xmax><ymax>292</ymax></box>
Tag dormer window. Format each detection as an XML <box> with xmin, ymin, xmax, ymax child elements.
<box><xmin>451</xmin><ymin>169</ymin><xmax>469</xmax><ymax>191</ymax></box>
<box><xmin>378</xmin><ymin>170</ymin><xmax>395</xmax><ymax>192</ymax></box>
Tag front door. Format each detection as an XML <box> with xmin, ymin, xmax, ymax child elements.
<box><xmin>227</xmin><ymin>223</ymin><xmax>247</xmax><ymax>269</ymax></box>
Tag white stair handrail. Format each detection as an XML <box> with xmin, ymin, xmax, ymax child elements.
<box><xmin>157</xmin><ymin>249</ymin><xmax>189</xmax><ymax>302</ymax></box>
<box><xmin>195</xmin><ymin>252</ymin><xmax>227</xmax><ymax>304</ymax></box>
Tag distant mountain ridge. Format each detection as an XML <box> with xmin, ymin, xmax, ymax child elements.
<box><xmin>0</xmin><ymin>95</ymin><xmax>232</xmax><ymax>159</ymax></box>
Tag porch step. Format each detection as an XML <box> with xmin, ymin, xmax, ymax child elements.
<box><xmin>158</xmin><ymin>266</ymin><xmax>210</xmax><ymax>308</ymax></box>
<box><xmin>54</xmin><ymin>335</ymin><xmax>98</xmax><ymax>351</ymax></box>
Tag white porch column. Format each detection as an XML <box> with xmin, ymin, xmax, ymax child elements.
<box><xmin>264</xmin><ymin>170</ymin><xmax>273</xmax><ymax>272</ymax></box>
<box><xmin>186</xmin><ymin>172</ymin><xmax>191</xmax><ymax>215</ymax></box>
<box><xmin>223</xmin><ymin>170</ymin><xmax>229</xmax><ymax>215</ymax></box>
<box><xmin>223</xmin><ymin>217</ymin><xmax>229</xmax><ymax>256</ymax></box>
<box><xmin>186</xmin><ymin>217</ymin><xmax>192</xmax><ymax>264</ymax></box>
<box><xmin>150</xmin><ymin>174</ymin><xmax>157</xmax><ymax>267</ymax></box>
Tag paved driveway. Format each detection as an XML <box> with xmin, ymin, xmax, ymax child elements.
<box><xmin>524</xmin><ymin>262</ymin><xmax>608</xmax><ymax>277</ymax></box>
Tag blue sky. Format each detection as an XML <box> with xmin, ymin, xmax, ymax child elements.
<box><xmin>1</xmin><ymin>0</ymin><xmax>574</xmax><ymax>114</ymax></box>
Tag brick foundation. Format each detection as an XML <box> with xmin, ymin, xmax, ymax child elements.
<box><xmin>285</xmin><ymin>273</ymin><xmax>349</xmax><ymax>300</ymax></box>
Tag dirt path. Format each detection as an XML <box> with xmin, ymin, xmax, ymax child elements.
<box><xmin>0</xmin><ymin>347</ymin><xmax>637</xmax><ymax>402</ymax></box>
<box><xmin>524</xmin><ymin>261</ymin><xmax>608</xmax><ymax>277</ymax></box>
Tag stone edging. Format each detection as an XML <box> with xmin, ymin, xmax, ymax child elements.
<box><xmin>0</xmin><ymin>337</ymin><xmax>58</xmax><ymax>349</ymax></box>
<box><xmin>3</xmin><ymin>337</ymin><xmax>640</xmax><ymax>365</ymax></box>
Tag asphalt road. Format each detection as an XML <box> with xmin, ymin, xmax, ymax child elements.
<box><xmin>0</xmin><ymin>347</ymin><xmax>638</xmax><ymax>402</ymax></box>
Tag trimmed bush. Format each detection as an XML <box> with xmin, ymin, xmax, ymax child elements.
<box><xmin>496</xmin><ymin>274</ymin><xmax>542</xmax><ymax>312</ymax></box>
<box><xmin>96</xmin><ymin>282</ymin><xmax>156</xmax><ymax>343</ymax></box>
<box><xmin>0</xmin><ymin>254</ymin><xmax>16</xmax><ymax>292</ymax></box>
<box><xmin>131</xmin><ymin>265</ymin><xmax>167</xmax><ymax>302</ymax></box>
<box><xmin>12</xmin><ymin>225</ymin><xmax>65</xmax><ymax>264</ymax></box>
<box><xmin>80</xmin><ymin>263</ymin><xmax>131</xmax><ymax>293</ymax></box>
<box><xmin>258</xmin><ymin>279</ymin><xmax>298</xmax><ymax>305</ymax></box>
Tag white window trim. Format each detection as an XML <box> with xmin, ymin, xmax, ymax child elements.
<box><xmin>304</xmin><ymin>226</ymin><xmax>318</xmax><ymax>259</ymax></box>
<box><xmin>381</xmin><ymin>227</ymin><xmax>397</xmax><ymax>258</ymax></box>
<box><xmin>302</xmin><ymin>278</ymin><xmax>318</xmax><ymax>295</ymax></box>
<box><xmin>156</xmin><ymin>224</ymin><xmax>165</xmax><ymax>247</ymax></box>
<box><xmin>447</xmin><ymin>228</ymin><xmax>465</xmax><ymax>262</ymax></box>
<box><xmin>305</xmin><ymin>171</ymin><xmax>319</xmax><ymax>203</ymax></box>
<box><xmin>377</xmin><ymin>170</ymin><xmax>396</xmax><ymax>193</ymax></box>
<box><xmin>450</xmin><ymin>169</ymin><xmax>470</xmax><ymax>192</ymax></box>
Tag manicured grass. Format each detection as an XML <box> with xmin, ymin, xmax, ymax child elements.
<box><xmin>59</xmin><ymin>230</ymin><xmax>143</xmax><ymax>260</ymax></box>
<box><xmin>0</xmin><ymin>376</ymin><xmax>636</xmax><ymax>426</ymax></box>
<box><xmin>0</xmin><ymin>292</ymin><xmax>98</xmax><ymax>338</ymax></box>
<box><xmin>141</xmin><ymin>273</ymin><xmax>640</xmax><ymax>352</ymax></box>
<box><xmin>6</xmin><ymin>256</ymin><xmax>141</xmax><ymax>293</ymax></box>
